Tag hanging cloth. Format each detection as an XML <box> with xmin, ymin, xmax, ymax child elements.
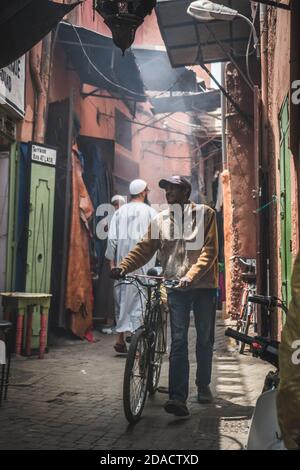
<box><xmin>65</xmin><ymin>145</ymin><xmax>94</xmax><ymax>338</ymax></box>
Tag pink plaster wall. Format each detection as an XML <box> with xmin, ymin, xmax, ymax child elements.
<box><xmin>132</xmin><ymin>111</ymin><xmax>192</xmax><ymax>204</ymax></box>
<box><xmin>222</xmin><ymin>170</ymin><xmax>235</xmax><ymax>318</ymax></box>
<box><xmin>224</xmin><ymin>61</ymin><xmax>257</xmax><ymax>318</ymax></box>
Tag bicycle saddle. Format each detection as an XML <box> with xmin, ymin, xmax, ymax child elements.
<box><xmin>241</xmin><ymin>272</ymin><xmax>256</xmax><ymax>283</ymax></box>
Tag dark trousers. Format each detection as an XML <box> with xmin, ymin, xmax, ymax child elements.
<box><xmin>167</xmin><ymin>288</ymin><xmax>217</xmax><ymax>402</ymax></box>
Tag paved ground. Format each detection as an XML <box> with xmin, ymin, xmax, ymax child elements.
<box><xmin>0</xmin><ymin>313</ymin><xmax>272</xmax><ymax>450</ymax></box>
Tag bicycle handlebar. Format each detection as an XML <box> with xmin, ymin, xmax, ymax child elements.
<box><xmin>225</xmin><ymin>327</ymin><xmax>254</xmax><ymax>345</ymax></box>
<box><xmin>123</xmin><ymin>274</ymin><xmax>179</xmax><ymax>289</ymax></box>
<box><xmin>225</xmin><ymin>328</ymin><xmax>279</xmax><ymax>368</ymax></box>
<box><xmin>248</xmin><ymin>294</ymin><xmax>288</xmax><ymax>314</ymax></box>
<box><xmin>248</xmin><ymin>294</ymin><xmax>273</xmax><ymax>307</ymax></box>
<box><xmin>230</xmin><ymin>256</ymin><xmax>256</xmax><ymax>268</ymax></box>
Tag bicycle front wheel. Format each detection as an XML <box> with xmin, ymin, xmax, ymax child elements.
<box><xmin>148</xmin><ymin>308</ymin><xmax>167</xmax><ymax>395</ymax></box>
<box><xmin>123</xmin><ymin>328</ymin><xmax>150</xmax><ymax>424</ymax></box>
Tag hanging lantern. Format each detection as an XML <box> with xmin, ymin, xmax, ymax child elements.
<box><xmin>94</xmin><ymin>1</ymin><xmax>156</xmax><ymax>54</ymax></box>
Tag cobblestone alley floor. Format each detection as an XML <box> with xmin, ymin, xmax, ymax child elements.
<box><xmin>0</xmin><ymin>313</ymin><xmax>271</xmax><ymax>450</ymax></box>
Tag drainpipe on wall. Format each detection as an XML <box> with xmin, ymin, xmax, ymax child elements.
<box><xmin>191</xmin><ymin>138</ymin><xmax>202</xmax><ymax>204</ymax></box>
<box><xmin>40</xmin><ymin>33</ymin><xmax>52</xmax><ymax>139</ymax></box>
<box><xmin>260</xmin><ymin>3</ymin><xmax>271</xmax><ymax>334</ymax></box>
<box><xmin>221</xmin><ymin>62</ymin><xmax>231</xmax><ymax>319</ymax></box>
<box><xmin>30</xmin><ymin>33</ymin><xmax>52</xmax><ymax>144</ymax></box>
<box><xmin>221</xmin><ymin>62</ymin><xmax>227</xmax><ymax>170</ymax></box>
<box><xmin>260</xmin><ymin>3</ymin><xmax>269</xmax><ymax>179</ymax></box>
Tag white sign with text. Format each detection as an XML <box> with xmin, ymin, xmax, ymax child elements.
<box><xmin>0</xmin><ymin>56</ymin><xmax>25</xmax><ymax>118</ymax></box>
<box><xmin>31</xmin><ymin>145</ymin><xmax>57</xmax><ymax>166</ymax></box>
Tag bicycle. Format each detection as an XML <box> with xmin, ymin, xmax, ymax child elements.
<box><xmin>225</xmin><ymin>295</ymin><xmax>288</xmax><ymax>450</ymax></box>
<box><xmin>231</xmin><ymin>256</ymin><xmax>257</xmax><ymax>353</ymax></box>
<box><xmin>116</xmin><ymin>272</ymin><xmax>178</xmax><ymax>424</ymax></box>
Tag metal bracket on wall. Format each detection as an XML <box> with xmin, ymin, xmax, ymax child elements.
<box><xmin>80</xmin><ymin>85</ymin><xmax>139</xmax><ymax>103</ymax></box>
<box><xmin>80</xmin><ymin>85</ymin><xmax>138</xmax><ymax>117</ymax></box>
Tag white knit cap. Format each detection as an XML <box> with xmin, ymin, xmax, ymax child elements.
<box><xmin>129</xmin><ymin>179</ymin><xmax>147</xmax><ymax>195</ymax></box>
<box><xmin>111</xmin><ymin>194</ymin><xmax>126</xmax><ymax>204</ymax></box>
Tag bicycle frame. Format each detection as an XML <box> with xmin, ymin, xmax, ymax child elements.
<box><xmin>233</xmin><ymin>256</ymin><xmax>257</xmax><ymax>352</ymax></box>
<box><xmin>238</xmin><ymin>282</ymin><xmax>257</xmax><ymax>327</ymax></box>
<box><xmin>118</xmin><ymin>274</ymin><xmax>175</xmax><ymax>345</ymax></box>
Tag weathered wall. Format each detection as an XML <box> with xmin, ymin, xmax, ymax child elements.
<box><xmin>222</xmin><ymin>169</ymin><xmax>236</xmax><ymax>318</ymax></box>
<box><xmin>224</xmin><ymin>61</ymin><xmax>256</xmax><ymax>317</ymax></box>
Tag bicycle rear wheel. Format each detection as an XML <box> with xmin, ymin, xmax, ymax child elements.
<box><xmin>148</xmin><ymin>309</ymin><xmax>166</xmax><ymax>395</ymax></box>
<box><xmin>123</xmin><ymin>328</ymin><xmax>150</xmax><ymax>424</ymax></box>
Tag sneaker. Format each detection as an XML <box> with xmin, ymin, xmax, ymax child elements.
<box><xmin>164</xmin><ymin>399</ymin><xmax>189</xmax><ymax>417</ymax></box>
<box><xmin>101</xmin><ymin>327</ymin><xmax>115</xmax><ymax>335</ymax></box>
<box><xmin>197</xmin><ymin>385</ymin><xmax>213</xmax><ymax>404</ymax></box>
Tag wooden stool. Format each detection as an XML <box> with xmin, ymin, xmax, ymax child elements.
<box><xmin>0</xmin><ymin>293</ymin><xmax>52</xmax><ymax>359</ymax></box>
<box><xmin>0</xmin><ymin>321</ymin><xmax>13</xmax><ymax>406</ymax></box>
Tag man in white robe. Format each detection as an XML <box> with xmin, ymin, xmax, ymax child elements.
<box><xmin>105</xmin><ymin>179</ymin><xmax>157</xmax><ymax>353</ymax></box>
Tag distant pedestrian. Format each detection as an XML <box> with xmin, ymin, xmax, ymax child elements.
<box><xmin>111</xmin><ymin>194</ymin><xmax>126</xmax><ymax>210</ymax></box>
<box><xmin>97</xmin><ymin>195</ymin><xmax>126</xmax><ymax>236</ymax></box>
<box><xmin>105</xmin><ymin>179</ymin><xmax>157</xmax><ymax>354</ymax></box>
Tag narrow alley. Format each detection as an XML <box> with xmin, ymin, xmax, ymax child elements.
<box><xmin>0</xmin><ymin>314</ymin><xmax>270</xmax><ymax>450</ymax></box>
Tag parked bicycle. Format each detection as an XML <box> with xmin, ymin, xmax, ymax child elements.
<box><xmin>116</xmin><ymin>270</ymin><xmax>179</xmax><ymax>424</ymax></box>
<box><xmin>231</xmin><ymin>256</ymin><xmax>257</xmax><ymax>353</ymax></box>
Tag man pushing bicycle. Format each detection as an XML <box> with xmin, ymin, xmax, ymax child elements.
<box><xmin>111</xmin><ymin>176</ymin><xmax>219</xmax><ymax>417</ymax></box>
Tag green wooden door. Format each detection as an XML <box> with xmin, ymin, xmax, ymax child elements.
<box><xmin>279</xmin><ymin>98</ymin><xmax>292</xmax><ymax>308</ymax></box>
<box><xmin>25</xmin><ymin>162</ymin><xmax>55</xmax><ymax>293</ymax></box>
<box><xmin>25</xmin><ymin>156</ymin><xmax>56</xmax><ymax>351</ymax></box>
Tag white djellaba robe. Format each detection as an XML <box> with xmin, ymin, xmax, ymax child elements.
<box><xmin>105</xmin><ymin>202</ymin><xmax>157</xmax><ymax>333</ymax></box>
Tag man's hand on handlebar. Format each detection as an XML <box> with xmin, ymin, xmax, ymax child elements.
<box><xmin>110</xmin><ymin>267</ymin><xmax>125</xmax><ymax>280</ymax></box>
<box><xmin>178</xmin><ymin>275</ymin><xmax>192</xmax><ymax>289</ymax></box>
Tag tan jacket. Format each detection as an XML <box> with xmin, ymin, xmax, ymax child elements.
<box><xmin>119</xmin><ymin>202</ymin><xmax>219</xmax><ymax>289</ymax></box>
